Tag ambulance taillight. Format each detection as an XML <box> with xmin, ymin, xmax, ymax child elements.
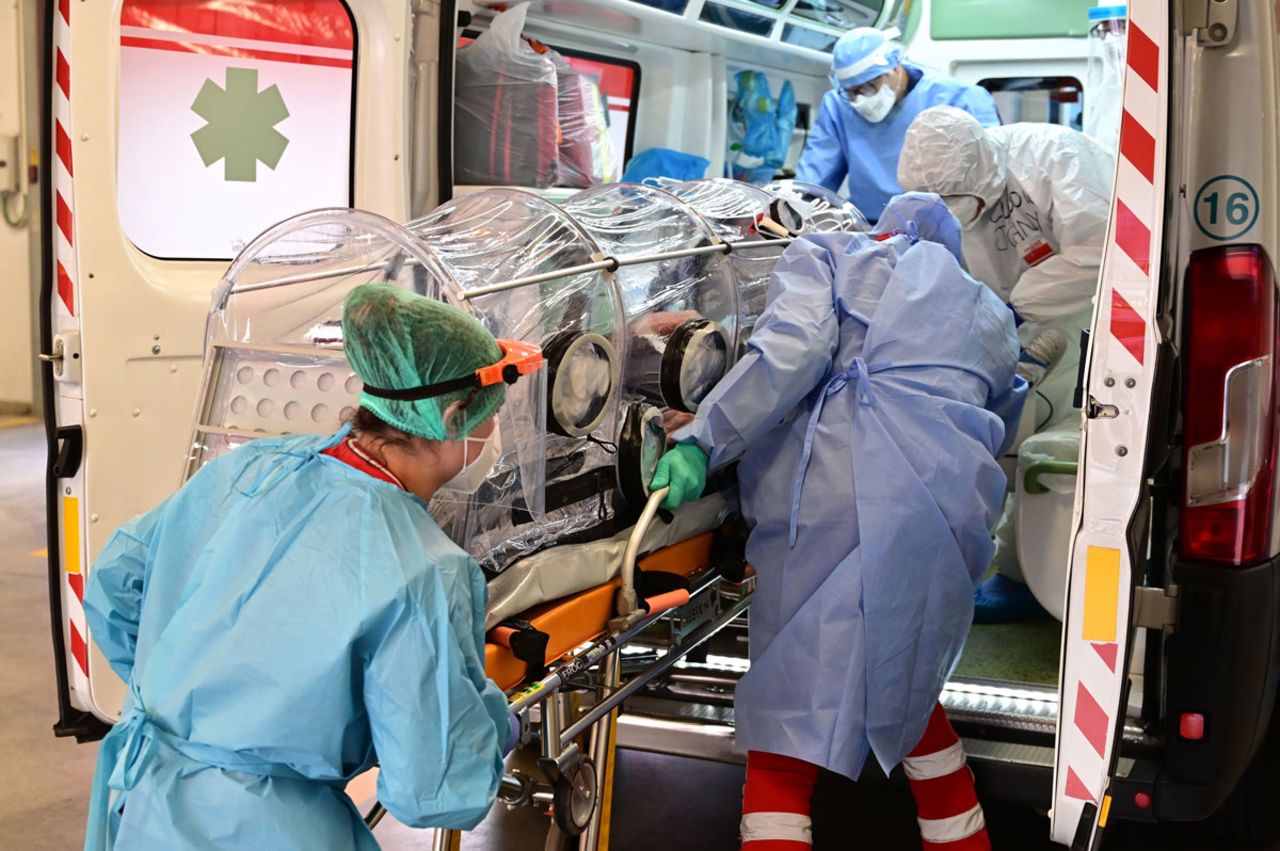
<box><xmin>1180</xmin><ymin>245</ymin><xmax>1279</xmax><ymax>565</ymax></box>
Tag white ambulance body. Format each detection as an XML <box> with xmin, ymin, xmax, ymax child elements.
<box><xmin>38</xmin><ymin>0</ymin><xmax>1280</xmax><ymax>846</ymax></box>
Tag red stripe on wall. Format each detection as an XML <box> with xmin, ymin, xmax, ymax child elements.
<box><xmin>119</xmin><ymin>36</ymin><xmax>354</xmax><ymax>69</ymax></box>
<box><xmin>56</xmin><ymin>262</ymin><xmax>75</xmax><ymax>316</ymax></box>
<box><xmin>56</xmin><ymin>49</ymin><xmax>70</xmax><ymax>100</ymax></box>
<box><xmin>56</xmin><ymin>121</ymin><xmax>73</xmax><ymax>177</ymax></box>
<box><xmin>56</xmin><ymin>193</ymin><xmax>73</xmax><ymax>247</ymax></box>
<box><xmin>1119</xmin><ymin>110</ymin><xmax>1155</xmax><ymax>183</ymax></box>
<box><xmin>1127</xmin><ymin>22</ymin><xmax>1161</xmax><ymax>92</ymax></box>
<box><xmin>1114</xmin><ymin>199</ymin><xmax>1152</xmax><ymax>276</ymax></box>
<box><xmin>70</xmin><ymin>621</ymin><xmax>89</xmax><ymax>676</ymax></box>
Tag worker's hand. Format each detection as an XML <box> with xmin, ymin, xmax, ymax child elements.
<box><xmin>630</xmin><ymin>310</ymin><xmax>702</xmax><ymax>337</ymax></box>
<box><xmin>504</xmin><ymin>712</ymin><xmax>521</xmax><ymax>758</ymax></box>
<box><xmin>662</xmin><ymin>409</ymin><xmax>695</xmax><ymax>436</ymax></box>
<box><xmin>649</xmin><ymin>443</ymin><xmax>710</xmax><ymax>510</ymax></box>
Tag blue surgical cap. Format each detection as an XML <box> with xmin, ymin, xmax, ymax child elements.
<box><xmin>831</xmin><ymin>27</ymin><xmax>902</xmax><ymax>89</ymax></box>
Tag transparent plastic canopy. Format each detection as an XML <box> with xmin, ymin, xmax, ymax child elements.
<box><xmin>405</xmin><ymin>189</ymin><xmax>632</xmax><ymax>572</ymax></box>
<box><xmin>669</xmin><ymin>178</ymin><xmax>789</xmax><ymax>342</ymax></box>
<box><xmin>191</xmin><ymin>208</ymin><xmax>454</xmax><ymax>477</ymax></box>
<box><xmin>564</xmin><ymin>182</ymin><xmax>740</xmax><ymax>503</ymax></box>
<box><xmin>766</xmin><ymin>179</ymin><xmax>871</xmax><ymax>234</ymax></box>
<box><xmin>190</xmin><ymin>200</ymin><xmax>633</xmax><ymax>575</ymax></box>
<box><xmin>565</xmin><ymin>184</ymin><xmax>739</xmax><ymax>408</ymax></box>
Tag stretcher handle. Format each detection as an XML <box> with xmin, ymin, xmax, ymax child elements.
<box><xmin>490</xmin><ymin>625</ymin><xmax>517</xmax><ymax>648</ymax></box>
<box><xmin>616</xmin><ymin>486</ymin><xmax>669</xmax><ymax>619</ymax></box>
<box><xmin>643</xmin><ymin>588</ymin><xmax>691</xmax><ymax>616</ymax></box>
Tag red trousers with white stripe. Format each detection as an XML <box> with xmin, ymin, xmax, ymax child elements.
<box><xmin>739</xmin><ymin>704</ymin><xmax>990</xmax><ymax>850</ymax></box>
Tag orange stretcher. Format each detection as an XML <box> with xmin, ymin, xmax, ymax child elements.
<box><xmin>485</xmin><ymin>532</ymin><xmax>716</xmax><ymax>690</ymax></box>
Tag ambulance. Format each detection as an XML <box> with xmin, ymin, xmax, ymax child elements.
<box><xmin>35</xmin><ymin>0</ymin><xmax>1279</xmax><ymax>846</ymax></box>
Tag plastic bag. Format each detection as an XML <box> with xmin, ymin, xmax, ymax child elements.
<box><xmin>727</xmin><ymin>71</ymin><xmax>796</xmax><ymax>184</ymax></box>
<box><xmin>454</xmin><ymin>4</ymin><xmax>560</xmax><ymax>187</ymax></box>
<box><xmin>547</xmin><ymin>49</ymin><xmax>620</xmax><ymax>188</ymax></box>
<box><xmin>621</xmin><ymin>148</ymin><xmax>709</xmax><ymax>183</ymax></box>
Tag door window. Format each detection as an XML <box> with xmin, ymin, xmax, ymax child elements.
<box><xmin>118</xmin><ymin>0</ymin><xmax>356</xmax><ymax>260</ymax></box>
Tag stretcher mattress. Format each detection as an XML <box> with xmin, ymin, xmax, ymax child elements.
<box><xmin>485</xmin><ymin>490</ymin><xmax>734</xmax><ymax>631</ymax></box>
<box><xmin>485</xmin><ymin>530</ymin><xmax>719</xmax><ymax>690</ymax></box>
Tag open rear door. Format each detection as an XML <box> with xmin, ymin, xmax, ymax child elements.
<box><xmin>41</xmin><ymin>0</ymin><xmax>426</xmax><ymax>731</ymax></box>
<box><xmin>1050</xmin><ymin>0</ymin><xmax>1171</xmax><ymax>846</ymax></box>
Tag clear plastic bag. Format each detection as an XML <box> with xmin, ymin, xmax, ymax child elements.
<box><xmin>454</xmin><ymin>4</ymin><xmax>560</xmax><ymax>187</ymax></box>
<box><xmin>548</xmin><ymin>49</ymin><xmax>619</xmax><ymax>188</ymax></box>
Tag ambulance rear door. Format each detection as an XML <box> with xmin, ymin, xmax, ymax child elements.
<box><xmin>1050</xmin><ymin>0</ymin><xmax>1173</xmax><ymax>845</ymax></box>
<box><xmin>41</xmin><ymin>0</ymin><xmax>431</xmax><ymax>733</ymax></box>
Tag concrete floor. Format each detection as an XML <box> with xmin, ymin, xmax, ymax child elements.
<box><xmin>0</xmin><ymin>419</ymin><xmax>1271</xmax><ymax>850</ymax></box>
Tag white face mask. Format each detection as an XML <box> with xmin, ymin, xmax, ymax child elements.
<box><xmin>440</xmin><ymin>425</ymin><xmax>502</xmax><ymax>495</ymax></box>
<box><xmin>943</xmin><ymin>195</ymin><xmax>983</xmax><ymax>230</ymax></box>
<box><xmin>850</xmin><ymin>83</ymin><xmax>897</xmax><ymax>123</ymax></box>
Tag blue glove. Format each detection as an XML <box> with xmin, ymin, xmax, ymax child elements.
<box><xmin>649</xmin><ymin>443</ymin><xmax>710</xmax><ymax>510</ymax></box>
<box><xmin>504</xmin><ymin>712</ymin><xmax>521</xmax><ymax>757</ymax></box>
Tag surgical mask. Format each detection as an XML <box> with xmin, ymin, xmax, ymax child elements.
<box><xmin>440</xmin><ymin>425</ymin><xmax>502</xmax><ymax>495</ymax></box>
<box><xmin>943</xmin><ymin>195</ymin><xmax>983</xmax><ymax>229</ymax></box>
<box><xmin>850</xmin><ymin>83</ymin><xmax>897</xmax><ymax>123</ymax></box>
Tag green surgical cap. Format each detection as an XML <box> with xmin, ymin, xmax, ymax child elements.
<box><xmin>343</xmin><ymin>284</ymin><xmax>504</xmax><ymax>440</ymax></box>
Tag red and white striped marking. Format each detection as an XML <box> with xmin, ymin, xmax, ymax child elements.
<box><xmin>1053</xmin><ymin>1</ymin><xmax>1168</xmax><ymax>844</ymax></box>
<box><xmin>52</xmin><ymin>0</ymin><xmax>90</xmax><ymax>696</ymax></box>
<box><xmin>1106</xmin><ymin>8</ymin><xmax>1164</xmax><ymax>366</ymax></box>
<box><xmin>53</xmin><ymin>0</ymin><xmax>77</xmax><ymax>319</ymax></box>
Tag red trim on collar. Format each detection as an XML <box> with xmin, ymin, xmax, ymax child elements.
<box><xmin>322</xmin><ymin>438</ymin><xmax>406</xmax><ymax>489</ymax></box>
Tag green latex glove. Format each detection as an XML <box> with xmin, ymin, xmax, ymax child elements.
<box><xmin>649</xmin><ymin>443</ymin><xmax>710</xmax><ymax>510</ymax></box>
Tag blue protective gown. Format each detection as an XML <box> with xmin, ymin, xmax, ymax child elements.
<box><xmin>677</xmin><ymin>226</ymin><xmax>1021</xmax><ymax>779</ymax></box>
<box><xmin>795</xmin><ymin>64</ymin><xmax>1000</xmax><ymax>223</ymax></box>
<box><xmin>82</xmin><ymin>427</ymin><xmax>509</xmax><ymax>850</ymax></box>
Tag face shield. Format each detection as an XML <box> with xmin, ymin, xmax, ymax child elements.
<box><xmin>564</xmin><ymin>183</ymin><xmax>740</xmax><ymax>504</ymax></box>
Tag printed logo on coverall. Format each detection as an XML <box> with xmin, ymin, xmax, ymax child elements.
<box><xmin>987</xmin><ymin>188</ymin><xmax>1055</xmax><ymax>267</ymax></box>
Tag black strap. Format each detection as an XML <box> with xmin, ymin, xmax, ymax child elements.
<box><xmin>510</xmin><ymin>466</ymin><xmax>618</xmax><ymax>525</ymax></box>
<box><xmin>361</xmin><ymin>372</ymin><xmax>477</xmax><ymax>402</ymax></box>
<box><xmin>497</xmin><ymin>619</ymin><xmax>550</xmax><ymax>681</ymax></box>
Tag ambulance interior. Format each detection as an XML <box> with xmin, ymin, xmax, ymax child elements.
<box><xmin>423</xmin><ymin>0</ymin><xmax>1134</xmax><ymax>764</ymax></box>
<box><xmin>52</xmin><ymin>0</ymin><xmax>1140</xmax><ymax>830</ymax></box>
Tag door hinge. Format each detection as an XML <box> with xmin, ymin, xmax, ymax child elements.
<box><xmin>1133</xmin><ymin>584</ymin><xmax>1178</xmax><ymax>630</ymax></box>
<box><xmin>1184</xmin><ymin>0</ymin><xmax>1237</xmax><ymax>46</ymax></box>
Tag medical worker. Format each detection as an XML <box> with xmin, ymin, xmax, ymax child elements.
<box><xmin>795</xmin><ymin>28</ymin><xmax>999</xmax><ymax>223</ymax></box>
<box><xmin>899</xmin><ymin>106</ymin><xmax>1114</xmax><ymax>621</ymax></box>
<box><xmin>82</xmin><ymin>285</ymin><xmax>537</xmax><ymax>850</ymax></box>
<box><xmin>651</xmin><ymin>194</ymin><xmax>1024</xmax><ymax>851</ymax></box>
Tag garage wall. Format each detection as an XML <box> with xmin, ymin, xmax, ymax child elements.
<box><xmin>0</xmin><ymin>0</ymin><xmax>39</xmax><ymax>413</ymax></box>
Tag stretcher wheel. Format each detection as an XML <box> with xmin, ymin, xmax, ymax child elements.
<box><xmin>552</xmin><ymin>756</ymin><xmax>598</xmax><ymax>837</ymax></box>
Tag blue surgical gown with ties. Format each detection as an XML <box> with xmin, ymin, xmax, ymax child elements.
<box><xmin>795</xmin><ymin>63</ymin><xmax>1001</xmax><ymax>223</ymax></box>
<box><xmin>676</xmin><ymin>231</ymin><xmax>1022</xmax><ymax>779</ymax></box>
<box><xmin>82</xmin><ymin>426</ymin><xmax>509</xmax><ymax>851</ymax></box>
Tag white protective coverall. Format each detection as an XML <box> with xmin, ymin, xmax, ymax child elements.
<box><xmin>897</xmin><ymin>105</ymin><xmax>1115</xmax><ymax>432</ymax></box>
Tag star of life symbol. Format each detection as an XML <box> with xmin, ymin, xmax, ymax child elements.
<box><xmin>191</xmin><ymin>67</ymin><xmax>290</xmax><ymax>182</ymax></box>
